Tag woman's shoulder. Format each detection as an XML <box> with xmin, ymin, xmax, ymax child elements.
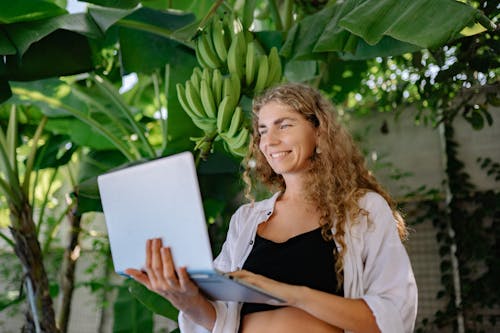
<box><xmin>357</xmin><ymin>191</ymin><xmax>391</xmax><ymax>212</ymax></box>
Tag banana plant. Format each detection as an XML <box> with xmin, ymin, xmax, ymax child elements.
<box><xmin>0</xmin><ymin>107</ymin><xmax>59</xmax><ymax>332</ymax></box>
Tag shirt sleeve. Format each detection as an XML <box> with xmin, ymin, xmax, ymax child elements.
<box><xmin>358</xmin><ymin>193</ymin><xmax>418</xmax><ymax>333</ymax></box>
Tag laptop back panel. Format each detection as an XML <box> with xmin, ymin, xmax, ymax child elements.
<box><xmin>97</xmin><ymin>152</ymin><xmax>213</xmax><ymax>274</ymax></box>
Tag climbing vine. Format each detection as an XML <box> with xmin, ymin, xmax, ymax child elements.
<box><xmin>413</xmin><ymin>124</ymin><xmax>499</xmax><ymax>332</ymax></box>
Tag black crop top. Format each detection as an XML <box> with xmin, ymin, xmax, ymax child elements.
<box><xmin>240</xmin><ymin>227</ymin><xmax>342</xmax><ymax>316</ymax></box>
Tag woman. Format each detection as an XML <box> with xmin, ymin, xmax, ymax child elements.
<box><xmin>126</xmin><ymin>83</ymin><xmax>418</xmax><ymax>332</ymax></box>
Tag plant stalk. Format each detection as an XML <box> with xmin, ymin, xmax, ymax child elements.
<box><xmin>57</xmin><ymin>199</ymin><xmax>82</xmax><ymax>333</ymax></box>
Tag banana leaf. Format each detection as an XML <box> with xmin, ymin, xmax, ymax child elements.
<box><xmin>81</xmin><ymin>0</ymin><xmax>140</xmax><ymax>9</ymax></box>
<box><xmin>0</xmin><ymin>0</ymin><xmax>66</xmax><ymax>24</ymax></box>
<box><xmin>3</xmin><ymin>13</ymin><xmax>101</xmax><ymax>57</ymax></box>
<box><xmin>32</xmin><ymin>134</ymin><xmax>78</xmax><ymax>170</ymax></box>
<box><xmin>113</xmin><ymin>282</ymin><xmax>154</xmax><ymax>333</ymax></box>
<box><xmin>282</xmin><ymin>0</ymin><xmax>495</xmax><ymax>60</ymax></box>
<box><xmin>3</xmin><ymin>29</ymin><xmax>93</xmax><ymax>81</ymax></box>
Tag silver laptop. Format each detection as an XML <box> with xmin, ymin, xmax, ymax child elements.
<box><xmin>97</xmin><ymin>151</ymin><xmax>284</xmax><ymax>305</ymax></box>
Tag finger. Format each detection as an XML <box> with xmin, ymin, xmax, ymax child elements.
<box><xmin>145</xmin><ymin>238</ymin><xmax>153</xmax><ymax>268</ymax></box>
<box><xmin>125</xmin><ymin>268</ymin><xmax>151</xmax><ymax>289</ymax></box>
<box><xmin>151</xmin><ymin>238</ymin><xmax>163</xmax><ymax>272</ymax></box>
<box><xmin>177</xmin><ymin>266</ymin><xmax>196</xmax><ymax>292</ymax></box>
<box><xmin>161</xmin><ymin>247</ymin><xmax>180</xmax><ymax>288</ymax></box>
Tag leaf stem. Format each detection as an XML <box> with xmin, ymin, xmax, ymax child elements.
<box><xmin>0</xmin><ymin>229</ymin><xmax>15</xmax><ymax>249</ymax></box>
<box><xmin>91</xmin><ymin>75</ymin><xmax>156</xmax><ymax>159</ymax></box>
<box><xmin>11</xmin><ymin>87</ymin><xmax>136</xmax><ymax>161</ymax></box>
<box><xmin>22</xmin><ymin>116</ymin><xmax>48</xmax><ymax>196</ymax></box>
<box><xmin>268</xmin><ymin>0</ymin><xmax>283</xmax><ymax>31</ymax></box>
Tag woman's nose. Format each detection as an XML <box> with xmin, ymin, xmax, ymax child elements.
<box><xmin>262</xmin><ymin>128</ymin><xmax>280</xmax><ymax>146</ymax></box>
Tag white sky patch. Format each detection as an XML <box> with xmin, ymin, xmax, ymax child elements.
<box><xmin>66</xmin><ymin>0</ymin><xmax>87</xmax><ymax>13</ymax></box>
<box><xmin>119</xmin><ymin>73</ymin><xmax>138</xmax><ymax>94</ymax></box>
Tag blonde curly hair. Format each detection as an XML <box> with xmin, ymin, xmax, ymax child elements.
<box><xmin>242</xmin><ymin>83</ymin><xmax>408</xmax><ymax>288</ymax></box>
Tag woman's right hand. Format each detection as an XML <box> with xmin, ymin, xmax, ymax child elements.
<box><xmin>125</xmin><ymin>238</ymin><xmax>215</xmax><ymax>329</ymax></box>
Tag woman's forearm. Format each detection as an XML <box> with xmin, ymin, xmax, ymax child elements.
<box><xmin>178</xmin><ymin>294</ymin><xmax>216</xmax><ymax>331</ymax></box>
<box><xmin>292</xmin><ymin>286</ymin><xmax>380</xmax><ymax>333</ymax></box>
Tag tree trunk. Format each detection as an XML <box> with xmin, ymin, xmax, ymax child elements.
<box><xmin>10</xmin><ymin>201</ymin><xmax>59</xmax><ymax>333</ymax></box>
<box><xmin>57</xmin><ymin>205</ymin><xmax>82</xmax><ymax>333</ymax></box>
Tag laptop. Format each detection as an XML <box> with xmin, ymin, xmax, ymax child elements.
<box><xmin>97</xmin><ymin>151</ymin><xmax>284</xmax><ymax>305</ymax></box>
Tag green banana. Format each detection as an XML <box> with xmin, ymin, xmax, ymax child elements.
<box><xmin>254</xmin><ymin>54</ymin><xmax>269</xmax><ymax>94</ymax></box>
<box><xmin>266</xmin><ymin>46</ymin><xmax>282</xmax><ymax>86</ymax></box>
<box><xmin>202</xmin><ymin>68</ymin><xmax>211</xmax><ymax>85</ymax></box>
<box><xmin>185</xmin><ymin>80</ymin><xmax>207</xmax><ymax>118</ymax></box>
<box><xmin>212</xmin><ymin>69</ymin><xmax>223</xmax><ymax>105</ymax></box>
<box><xmin>212</xmin><ymin>18</ymin><xmax>228</xmax><ymax>63</ymax></box>
<box><xmin>216</xmin><ymin>95</ymin><xmax>236</xmax><ymax>133</ymax></box>
<box><xmin>245</xmin><ymin>41</ymin><xmax>257</xmax><ymax>87</ymax></box>
<box><xmin>228</xmin><ymin>142</ymin><xmax>248</xmax><ymax>157</ymax></box>
<box><xmin>177</xmin><ymin>83</ymin><xmax>199</xmax><ymax>120</ymax></box>
<box><xmin>192</xmin><ymin>117</ymin><xmax>217</xmax><ymax>134</ymax></box>
<box><xmin>226</xmin><ymin>127</ymin><xmax>249</xmax><ymax>149</ymax></box>
<box><xmin>190</xmin><ymin>68</ymin><xmax>202</xmax><ymax>94</ymax></box>
<box><xmin>227</xmin><ymin>31</ymin><xmax>246</xmax><ymax>78</ymax></box>
<box><xmin>225</xmin><ymin>105</ymin><xmax>243</xmax><ymax>137</ymax></box>
<box><xmin>178</xmin><ymin>83</ymin><xmax>216</xmax><ymax>133</ymax></box>
<box><xmin>195</xmin><ymin>39</ymin><xmax>211</xmax><ymax>69</ymax></box>
<box><xmin>200</xmin><ymin>78</ymin><xmax>217</xmax><ymax>118</ymax></box>
<box><xmin>230</xmin><ymin>73</ymin><xmax>241</xmax><ymax>104</ymax></box>
<box><xmin>221</xmin><ymin>73</ymin><xmax>241</xmax><ymax>109</ymax></box>
<box><xmin>197</xmin><ymin>32</ymin><xmax>222</xmax><ymax>69</ymax></box>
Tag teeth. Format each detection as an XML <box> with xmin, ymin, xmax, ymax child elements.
<box><xmin>270</xmin><ymin>152</ymin><xmax>288</xmax><ymax>158</ymax></box>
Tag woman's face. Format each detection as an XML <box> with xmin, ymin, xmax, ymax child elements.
<box><xmin>257</xmin><ymin>101</ymin><xmax>318</xmax><ymax>178</ymax></box>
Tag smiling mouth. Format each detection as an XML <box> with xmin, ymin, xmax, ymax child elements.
<box><xmin>270</xmin><ymin>151</ymin><xmax>290</xmax><ymax>158</ymax></box>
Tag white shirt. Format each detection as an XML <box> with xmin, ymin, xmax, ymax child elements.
<box><xmin>179</xmin><ymin>191</ymin><xmax>418</xmax><ymax>332</ymax></box>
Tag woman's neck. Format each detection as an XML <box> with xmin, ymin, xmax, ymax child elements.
<box><xmin>281</xmin><ymin>175</ymin><xmax>309</xmax><ymax>202</ymax></box>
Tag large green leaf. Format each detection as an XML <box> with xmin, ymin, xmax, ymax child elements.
<box><xmin>87</xmin><ymin>6</ymin><xmax>137</xmax><ymax>32</ymax></box>
<box><xmin>127</xmin><ymin>279</ymin><xmax>179</xmax><ymax>321</ymax></box>
<box><xmin>10</xmin><ymin>79</ymin><xmax>137</xmax><ymax>159</ymax></box>
<box><xmin>338</xmin><ymin>0</ymin><xmax>480</xmax><ymax>48</ymax></box>
<box><xmin>145</xmin><ymin>0</ymin><xmax>213</xmax><ymax>20</ymax></box>
<box><xmin>81</xmin><ymin>0</ymin><xmax>140</xmax><ymax>9</ymax></box>
<box><xmin>32</xmin><ymin>134</ymin><xmax>78</xmax><ymax>170</ymax></box>
<box><xmin>282</xmin><ymin>0</ymin><xmax>494</xmax><ymax>60</ymax></box>
<box><xmin>0</xmin><ymin>0</ymin><xmax>66</xmax><ymax>24</ymax></box>
<box><xmin>117</xmin><ymin>7</ymin><xmax>197</xmax><ymax>48</ymax></box>
<box><xmin>76</xmin><ymin>150</ymin><xmax>128</xmax><ymax>214</ymax></box>
<box><xmin>3</xmin><ymin>13</ymin><xmax>101</xmax><ymax>57</ymax></box>
<box><xmin>0</xmin><ymin>80</ymin><xmax>12</xmax><ymax>103</ymax></box>
<box><xmin>339</xmin><ymin>36</ymin><xmax>421</xmax><ymax>61</ymax></box>
<box><xmin>3</xmin><ymin>29</ymin><xmax>93</xmax><ymax>81</ymax></box>
<box><xmin>113</xmin><ymin>282</ymin><xmax>154</xmax><ymax>333</ymax></box>
<box><xmin>0</xmin><ymin>30</ymin><xmax>16</xmax><ymax>55</ymax></box>
<box><xmin>119</xmin><ymin>27</ymin><xmax>191</xmax><ymax>74</ymax></box>
<box><xmin>45</xmin><ymin>117</ymin><xmax>118</xmax><ymax>151</ymax></box>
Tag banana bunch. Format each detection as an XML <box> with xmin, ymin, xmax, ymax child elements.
<box><xmin>176</xmin><ymin>66</ymin><xmax>250</xmax><ymax>156</ymax></box>
<box><xmin>176</xmin><ymin>67</ymin><xmax>218</xmax><ymax>135</ymax></box>
<box><xmin>195</xmin><ymin>14</ymin><xmax>283</xmax><ymax>95</ymax></box>
<box><xmin>195</xmin><ymin>15</ymin><xmax>242</xmax><ymax>71</ymax></box>
<box><xmin>225</xmin><ymin>31</ymin><xmax>282</xmax><ymax>93</ymax></box>
<box><xmin>242</xmin><ymin>44</ymin><xmax>282</xmax><ymax>94</ymax></box>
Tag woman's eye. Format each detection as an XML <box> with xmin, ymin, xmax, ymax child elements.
<box><xmin>280</xmin><ymin>123</ymin><xmax>291</xmax><ymax>129</ymax></box>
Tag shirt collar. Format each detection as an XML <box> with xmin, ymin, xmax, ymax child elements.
<box><xmin>252</xmin><ymin>191</ymin><xmax>281</xmax><ymax>214</ymax></box>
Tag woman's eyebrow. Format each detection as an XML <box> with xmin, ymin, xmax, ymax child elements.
<box><xmin>258</xmin><ymin>117</ymin><xmax>297</xmax><ymax>128</ymax></box>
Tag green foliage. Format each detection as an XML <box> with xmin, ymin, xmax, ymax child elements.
<box><xmin>412</xmin><ymin>125</ymin><xmax>500</xmax><ymax>332</ymax></box>
<box><xmin>113</xmin><ymin>282</ymin><xmax>154</xmax><ymax>333</ymax></box>
<box><xmin>127</xmin><ymin>279</ymin><xmax>179</xmax><ymax>321</ymax></box>
<box><xmin>0</xmin><ymin>0</ymin><xmax>498</xmax><ymax>331</ymax></box>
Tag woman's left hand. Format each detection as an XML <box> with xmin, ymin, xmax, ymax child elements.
<box><xmin>229</xmin><ymin>270</ymin><xmax>301</xmax><ymax>306</ymax></box>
